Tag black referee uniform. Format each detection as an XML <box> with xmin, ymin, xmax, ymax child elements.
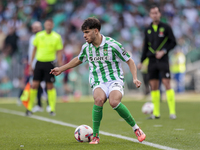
<box><xmin>141</xmin><ymin>22</ymin><xmax>176</xmax><ymax>80</ymax></box>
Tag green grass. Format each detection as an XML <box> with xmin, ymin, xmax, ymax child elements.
<box><xmin>0</xmin><ymin>97</ymin><xmax>200</xmax><ymax>150</ymax></box>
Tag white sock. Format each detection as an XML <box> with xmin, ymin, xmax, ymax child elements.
<box><xmin>132</xmin><ymin>124</ymin><xmax>139</xmax><ymax>131</ymax></box>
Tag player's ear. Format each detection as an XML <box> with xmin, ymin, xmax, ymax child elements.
<box><xmin>94</xmin><ymin>28</ymin><xmax>98</xmax><ymax>34</ymax></box>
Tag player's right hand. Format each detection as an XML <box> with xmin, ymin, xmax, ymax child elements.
<box><xmin>50</xmin><ymin>67</ymin><xmax>62</xmax><ymax>76</ymax></box>
<box><xmin>133</xmin><ymin>79</ymin><xmax>141</xmax><ymax>88</ymax></box>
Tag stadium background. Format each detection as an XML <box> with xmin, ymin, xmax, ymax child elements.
<box><xmin>0</xmin><ymin>0</ymin><xmax>200</xmax><ymax>97</ymax></box>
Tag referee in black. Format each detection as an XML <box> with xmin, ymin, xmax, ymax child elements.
<box><xmin>138</xmin><ymin>5</ymin><xmax>177</xmax><ymax>119</ymax></box>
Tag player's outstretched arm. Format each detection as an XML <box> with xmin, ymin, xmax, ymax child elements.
<box><xmin>50</xmin><ymin>57</ymin><xmax>82</xmax><ymax>76</ymax></box>
<box><xmin>126</xmin><ymin>58</ymin><xmax>141</xmax><ymax>88</ymax></box>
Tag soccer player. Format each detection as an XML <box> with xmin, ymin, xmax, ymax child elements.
<box><xmin>27</xmin><ymin>19</ymin><xmax>63</xmax><ymax>116</ymax></box>
<box><xmin>138</xmin><ymin>5</ymin><xmax>177</xmax><ymax>119</ymax></box>
<box><xmin>50</xmin><ymin>17</ymin><xmax>146</xmax><ymax>144</ymax></box>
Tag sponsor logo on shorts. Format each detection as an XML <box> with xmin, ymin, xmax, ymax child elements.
<box><xmin>166</xmin><ymin>72</ymin><xmax>170</xmax><ymax>78</ymax></box>
<box><xmin>112</xmin><ymin>83</ymin><xmax>123</xmax><ymax>93</ymax></box>
<box><xmin>50</xmin><ymin>77</ymin><xmax>55</xmax><ymax>82</ymax></box>
<box><xmin>112</xmin><ymin>83</ymin><xmax>122</xmax><ymax>88</ymax></box>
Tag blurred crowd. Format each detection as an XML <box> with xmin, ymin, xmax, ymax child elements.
<box><xmin>0</xmin><ymin>0</ymin><xmax>200</xmax><ymax>96</ymax></box>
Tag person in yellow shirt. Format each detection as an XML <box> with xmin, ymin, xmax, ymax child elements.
<box><xmin>27</xmin><ymin>19</ymin><xmax>63</xmax><ymax>116</ymax></box>
<box><xmin>170</xmin><ymin>48</ymin><xmax>186</xmax><ymax>93</ymax></box>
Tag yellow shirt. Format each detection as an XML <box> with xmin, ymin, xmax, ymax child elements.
<box><xmin>170</xmin><ymin>52</ymin><xmax>186</xmax><ymax>73</ymax></box>
<box><xmin>33</xmin><ymin>30</ymin><xmax>63</xmax><ymax>62</ymax></box>
<box><xmin>152</xmin><ymin>24</ymin><xmax>158</xmax><ymax>32</ymax></box>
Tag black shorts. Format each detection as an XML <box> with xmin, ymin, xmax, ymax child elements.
<box><xmin>33</xmin><ymin>61</ymin><xmax>55</xmax><ymax>83</ymax></box>
<box><xmin>148</xmin><ymin>61</ymin><xmax>171</xmax><ymax>80</ymax></box>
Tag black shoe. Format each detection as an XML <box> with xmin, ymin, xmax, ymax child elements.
<box><xmin>146</xmin><ymin>115</ymin><xmax>160</xmax><ymax>119</ymax></box>
<box><xmin>50</xmin><ymin>111</ymin><xmax>56</xmax><ymax>116</ymax></box>
<box><xmin>25</xmin><ymin>110</ymin><xmax>32</xmax><ymax>116</ymax></box>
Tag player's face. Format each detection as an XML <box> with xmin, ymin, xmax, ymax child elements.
<box><xmin>83</xmin><ymin>29</ymin><xmax>96</xmax><ymax>43</ymax></box>
<box><xmin>150</xmin><ymin>7</ymin><xmax>161</xmax><ymax>22</ymax></box>
<box><xmin>32</xmin><ymin>25</ymin><xmax>41</xmax><ymax>34</ymax></box>
<box><xmin>44</xmin><ymin>21</ymin><xmax>54</xmax><ymax>32</ymax></box>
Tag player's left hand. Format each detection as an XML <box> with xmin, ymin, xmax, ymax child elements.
<box><xmin>155</xmin><ymin>51</ymin><xmax>165</xmax><ymax>59</ymax></box>
<box><xmin>133</xmin><ymin>79</ymin><xmax>141</xmax><ymax>88</ymax></box>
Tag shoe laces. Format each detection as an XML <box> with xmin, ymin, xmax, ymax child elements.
<box><xmin>92</xmin><ymin>134</ymin><xmax>99</xmax><ymax>141</ymax></box>
<box><xmin>135</xmin><ymin>128</ymin><xmax>143</xmax><ymax>136</ymax></box>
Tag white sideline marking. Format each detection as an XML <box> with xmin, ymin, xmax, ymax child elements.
<box><xmin>154</xmin><ymin>125</ymin><xmax>163</xmax><ymax>127</ymax></box>
<box><xmin>174</xmin><ymin>129</ymin><xmax>185</xmax><ymax>131</ymax></box>
<box><xmin>0</xmin><ymin>108</ymin><xmax>178</xmax><ymax>150</ymax></box>
<box><xmin>119</xmin><ymin>118</ymin><xmax>125</xmax><ymax>121</ymax></box>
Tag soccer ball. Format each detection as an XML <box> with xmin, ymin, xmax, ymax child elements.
<box><xmin>142</xmin><ymin>102</ymin><xmax>154</xmax><ymax>114</ymax></box>
<box><xmin>74</xmin><ymin>125</ymin><xmax>93</xmax><ymax>142</ymax></box>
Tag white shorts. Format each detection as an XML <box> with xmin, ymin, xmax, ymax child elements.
<box><xmin>93</xmin><ymin>81</ymin><xmax>124</xmax><ymax>98</ymax></box>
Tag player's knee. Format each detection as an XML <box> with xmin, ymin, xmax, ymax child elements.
<box><xmin>163</xmin><ymin>81</ymin><xmax>171</xmax><ymax>90</ymax></box>
<box><xmin>31</xmin><ymin>82</ymin><xmax>40</xmax><ymax>89</ymax></box>
<box><xmin>46</xmin><ymin>83</ymin><xmax>54</xmax><ymax>90</ymax></box>
<box><xmin>109</xmin><ymin>100</ymin><xmax>120</xmax><ymax>108</ymax></box>
<box><xmin>94</xmin><ymin>97</ymin><xmax>105</xmax><ymax>106</ymax></box>
<box><xmin>165</xmin><ymin>85</ymin><xmax>171</xmax><ymax>90</ymax></box>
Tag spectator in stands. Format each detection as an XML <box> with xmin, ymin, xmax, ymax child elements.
<box><xmin>0</xmin><ymin>28</ymin><xmax>6</xmax><ymax>52</ymax></box>
<box><xmin>0</xmin><ymin>76</ymin><xmax>13</xmax><ymax>97</ymax></box>
<box><xmin>170</xmin><ymin>48</ymin><xmax>186</xmax><ymax>93</ymax></box>
<box><xmin>4</xmin><ymin>27</ymin><xmax>18</xmax><ymax>56</ymax></box>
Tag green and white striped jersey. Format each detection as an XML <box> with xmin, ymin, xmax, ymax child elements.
<box><xmin>78</xmin><ymin>35</ymin><xmax>130</xmax><ymax>87</ymax></box>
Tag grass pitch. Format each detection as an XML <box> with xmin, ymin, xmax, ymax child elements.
<box><xmin>0</xmin><ymin>96</ymin><xmax>200</xmax><ymax>150</ymax></box>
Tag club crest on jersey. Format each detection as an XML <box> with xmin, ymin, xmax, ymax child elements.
<box><xmin>89</xmin><ymin>56</ymin><xmax>110</xmax><ymax>62</ymax></box>
<box><xmin>158</xmin><ymin>27</ymin><xmax>165</xmax><ymax>37</ymax></box>
<box><xmin>103</xmin><ymin>49</ymin><xmax>108</xmax><ymax>55</ymax></box>
<box><xmin>148</xmin><ymin>29</ymin><xmax>151</xmax><ymax>34</ymax></box>
<box><xmin>89</xmin><ymin>47</ymin><xmax>93</xmax><ymax>56</ymax></box>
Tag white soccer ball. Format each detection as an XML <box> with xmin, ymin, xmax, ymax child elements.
<box><xmin>74</xmin><ymin>125</ymin><xmax>93</xmax><ymax>142</ymax></box>
<box><xmin>142</xmin><ymin>102</ymin><xmax>154</xmax><ymax>114</ymax></box>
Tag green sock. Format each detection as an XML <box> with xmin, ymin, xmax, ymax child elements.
<box><xmin>47</xmin><ymin>88</ymin><xmax>57</xmax><ymax>112</ymax></box>
<box><xmin>92</xmin><ymin>105</ymin><xmax>103</xmax><ymax>137</ymax></box>
<box><xmin>151</xmin><ymin>90</ymin><xmax>160</xmax><ymax>117</ymax></box>
<box><xmin>28</xmin><ymin>89</ymin><xmax>37</xmax><ymax>111</ymax></box>
<box><xmin>166</xmin><ymin>89</ymin><xmax>176</xmax><ymax>115</ymax></box>
<box><xmin>114</xmin><ymin>103</ymin><xmax>136</xmax><ymax>127</ymax></box>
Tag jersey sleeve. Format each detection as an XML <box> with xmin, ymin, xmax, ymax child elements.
<box><xmin>164</xmin><ymin>25</ymin><xmax>176</xmax><ymax>52</ymax></box>
<box><xmin>33</xmin><ymin>34</ymin><xmax>38</xmax><ymax>47</ymax></box>
<box><xmin>141</xmin><ymin>28</ymin><xmax>148</xmax><ymax>63</ymax></box>
<box><xmin>56</xmin><ymin>35</ymin><xmax>63</xmax><ymax>51</ymax></box>
<box><xmin>112</xmin><ymin>42</ymin><xmax>130</xmax><ymax>62</ymax></box>
<box><xmin>78</xmin><ymin>44</ymin><xmax>87</xmax><ymax>62</ymax></box>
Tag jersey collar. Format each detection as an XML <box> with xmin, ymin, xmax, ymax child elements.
<box><xmin>89</xmin><ymin>34</ymin><xmax>106</xmax><ymax>48</ymax></box>
<box><xmin>99</xmin><ymin>34</ymin><xmax>106</xmax><ymax>47</ymax></box>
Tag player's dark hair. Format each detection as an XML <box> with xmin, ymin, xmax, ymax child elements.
<box><xmin>81</xmin><ymin>17</ymin><xmax>101</xmax><ymax>31</ymax></box>
<box><xmin>149</xmin><ymin>5</ymin><xmax>161</xmax><ymax>12</ymax></box>
<box><xmin>45</xmin><ymin>18</ymin><xmax>54</xmax><ymax>23</ymax></box>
